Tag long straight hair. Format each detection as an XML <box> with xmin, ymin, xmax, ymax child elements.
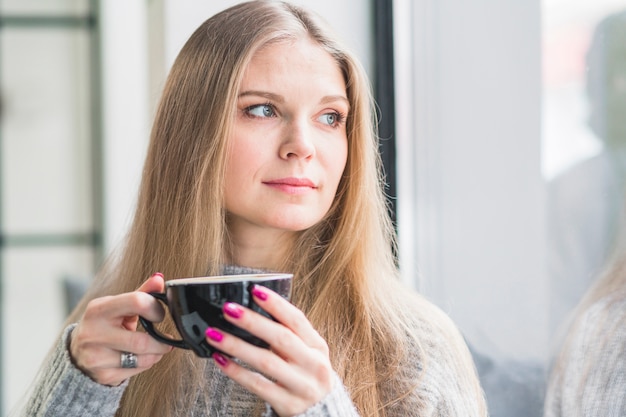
<box><xmin>63</xmin><ymin>2</ymin><xmax>484</xmax><ymax>416</ymax></box>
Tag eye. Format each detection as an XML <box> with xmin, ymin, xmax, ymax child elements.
<box><xmin>245</xmin><ymin>103</ymin><xmax>275</xmax><ymax>118</ymax></box>
<box><xmin>318</xmin><ymin>111</ymin><xmax>344</xmax><ymax>128</ymax></box>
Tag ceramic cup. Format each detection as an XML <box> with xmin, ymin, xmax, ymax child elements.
<box><xmin>139</xmin><ymin>273</ymin><xmax>293</xmax><ymax>357</ymax></box>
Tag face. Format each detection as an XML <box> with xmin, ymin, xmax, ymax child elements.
<box><xmin>224</xmin><ymin>38</ymin><xmax>349</xmax><ymax>240</ymax></box>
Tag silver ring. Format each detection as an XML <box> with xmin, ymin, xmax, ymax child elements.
<box><xmin>120</xmin><ymin>351</ymin><xmax>138</xmax><ymax>369</ymax></box>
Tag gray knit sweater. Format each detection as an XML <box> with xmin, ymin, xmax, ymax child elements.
<box><xmin>544</xmin><ymin>294</ymin><xmax>626</xmax><ymax>417</ymax></box>
<box><xmin>22</xmin><ymin>266</ymin><xmax>486</xmax><ymax>416</ymax></box>
<box><xmin>22</xmin><ymin>324</ymin><xmax>359</xmax><ymax>417</ymax></box>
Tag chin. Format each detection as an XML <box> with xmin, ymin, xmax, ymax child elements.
<box><xmin>272</xmin><ymin>221</ymin><xmax>318</xmax><ymax>233</ymax></box>
<box><xmin>267</xmin><ymin>215</ymin><xmax>324</xmax><ymax>233</ymax></box>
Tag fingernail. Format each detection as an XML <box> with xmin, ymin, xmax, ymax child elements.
<box><xmin>212</xmin><ymin>352</ymin><xmax>229</xmax><ymax>367</ymax></box>
<box><xmin>251</xmin><ymin>285</ymin><xmax>268</xmax><ymax>301</ymax></box>
<box><xmin>205</xmin><ymin>327</ymin><xmax>223</xmax><ymax>342</ymax></box>
<box><xmin>223</xmin><ymin>302</ymin><xmax>243</xmax><ymax>319</ymax></box>
<box><xmin>153</xmin><ymin>272</ymin><xmax>164</xmax><ymax>278</ymax></box>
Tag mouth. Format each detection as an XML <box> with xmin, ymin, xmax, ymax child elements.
<box><xmin>262</xmin><ymin>177</ymin><xmax>317</xmax><ymax>194</ymax></box>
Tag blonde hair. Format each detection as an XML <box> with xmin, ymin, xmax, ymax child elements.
<box><xmin>65</xmin><ymin>1</ymin><xmax>484</xmax><ymax>416</ymax></box>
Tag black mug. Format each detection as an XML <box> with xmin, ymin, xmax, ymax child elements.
<box><xmin>139</xmin><ymin>273</ymin><xmax>293</xmax><ymax>357</ymax></box>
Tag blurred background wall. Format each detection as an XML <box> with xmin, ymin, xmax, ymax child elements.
<box><xmin>1</xmin><ymin>0</ymin><xmax>624</xmax><ymax>416</ymax></box>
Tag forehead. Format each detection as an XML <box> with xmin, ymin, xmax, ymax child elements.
<box><xmin>241</xmin><ymin>38</ymin><xmax>344</xmax><ymax>87</ymax></box>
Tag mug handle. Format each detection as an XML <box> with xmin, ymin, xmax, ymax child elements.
<box><xmin>138</xmin><ymin>292</ymin><xmax>190</xmax><ymax>350</ymax></box>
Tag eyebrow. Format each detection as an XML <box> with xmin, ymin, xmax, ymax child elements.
<box><xmin>320</xmin><ymin>95</ymin><xmax>350</xmax><ymax>108</ymax></box>
<box><xmin>238</xmin><ymin>90</ymin><xmax>350</xmax><ymax>108</ymax></box>
<box><xmin>239</xmin><ymin>90</ymin><xmax>284</xmax><ymax>103</ymax></box>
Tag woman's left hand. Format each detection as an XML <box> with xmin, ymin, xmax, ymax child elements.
<box><xmin>205</xmin><ymin>285</ymin><xmax>334</xmax><ymax>417</ymax></box>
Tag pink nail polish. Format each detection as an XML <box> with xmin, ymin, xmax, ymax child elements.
<box><xmin>212</xmin><ymin>352</ymin><xmax>229</xmax><ymax>367</ymax></box>
<box><xmin>223</xmin><ymin>302</ymin><xmax>243</xmax><ymax>319</ymax></box>
<box><xmin>153</xmin><ymin>272</ymin><xmax>164</xmax><ymax>278</ymax></box>
<box><xmin>205</xmin><ymin>327</ymin><xmax>223</xmax><ymax>342</ymax></box>
<box><xmin>251</xmin><ymin>285</ymin><xmax>268</xmax><ymax>301</ymax></box>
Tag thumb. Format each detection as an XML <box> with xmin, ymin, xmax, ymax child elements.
<box><xmin>137</xmin><ymin>272</ymin><xmax>165</xmax><ymax>294</ymax></box>
<box><xmin>122</xmin><ymin>273</ymin><xmax>166</xmax><ymax>331</ymax></box>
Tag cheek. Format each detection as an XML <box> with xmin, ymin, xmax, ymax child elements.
<box><xmin>329</xmin><ymin>142</ymin><xmax>348</xmax><ymax>186</ymax></box>
<box><xmin>226</xmin><ymin>134</ymin><xmax>258</xmax><ymax>176</ymax></box>
<box><xmin>224</xmin><ymin>143</ymin><xmax>252</xmax><ymax>200</ymax></box>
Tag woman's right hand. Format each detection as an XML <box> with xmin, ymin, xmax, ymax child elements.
<box><xmin>68</xmin><ymin>273</ymin><xmax>173</xmax><ymax>386</ymax></box>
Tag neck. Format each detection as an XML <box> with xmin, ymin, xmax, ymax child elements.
<box><xmin>226</xmin><ymin>225</ymin><xmax>296</xmax><ymax>271</ymax></box>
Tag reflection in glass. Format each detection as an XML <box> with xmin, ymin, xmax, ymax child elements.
<box><xmin>544</xmin><ymin>5</ymin><xmax>626</xmax><ymax>416</ymax></box>
<box><xmin>544</xmin><ymin>1</ymin><xmax>626</xmax><ymax>337</ymax></box>
<box><xmin>545</xmin><ymin>256</ymin><xmax>626</xmax><ymax>415</ymax></box>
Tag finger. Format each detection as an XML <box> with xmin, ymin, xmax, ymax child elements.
<box><xmin>123</xmin><ymin>273</ymin><xmax>167</xmax><ymax>330</ymax></box>
<box><xmin>103</xmin><ymin>326</ymin><xmax>173</xmax><ymax>356</ymax></box>
<box><xmin>77</xmin><ymin>293</ymin><xmax>172</xmax><ymax>355</ymax></box>
<box><xmin>211</xmin><ymin>352</ymin><xmax>316</xmax><ymax>417</ymax></box>
<box><xmin>84</xmin><ymin>291</ymin><xmax>165</xmax><ymax>323</ymax></box>
<box><xmin>137</xmin><ymin>272</ymin><xmax>165</xmax><ymax>293</ymax></box>
<box><xmin>74</xmin><ymin>317</ymin><xmax>172</xmax><ymax>357</ymax></box>
<box><xmin>120</xmin><ymin>353</ymin><xmax>165</xmax><ymax>370</ymax></box>
<box><xmin>71</xmin><ymin>325</ymin><xmax>171</xmax><ymax>386</ymax></box>
<box><xmin>83</xmin><ymin>351</ymin><xmax>168</xmax><ymax>387</ymax></box>
<box><xmin>252</xmin><ymin>285</ymin><xmax>328</xmax><ymax>351</ymax></box>
<box><xmin>80</xmin><ymin>347</ymin><xmax>167</xmax><ymax>372</ymax></box>
<box><xmin>210</xmin><ymin>352</ymin><xmax>292</xmax><ymax>400</ymax></box>
<box><xmin>220</xmin><ymin>301</ymin><xmax>314</xmax><ymax>362</ymax></box>
<box><xmin>205</xmin><ymin>326</ymin><xmax>303</xmax><ymax>387</ymax></box>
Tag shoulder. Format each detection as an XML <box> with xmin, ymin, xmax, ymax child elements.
<box><xmin>383</xmin><ymin>292</ymin><xmax>487</xmax><ymax>416</ymax></box>
<box><xmin>400</xmin><ymin>292</ymin><xmax>472</xmax><ymax>363</ymax></box>
<box><xmin>546</xmin><ymin>292</ymin><xmax>626</xmax><ymax>415</ymax></box>
<box><xmin>570</xmin><ymin>292</ymin><xmax>626</xmax><ymax>349</ymax></box>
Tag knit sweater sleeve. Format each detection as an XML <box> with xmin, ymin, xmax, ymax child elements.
<box><xmin>544</xmin><ymin>296</ymin><xmax>626</xmax><ymax>417</ymax></box>
<box><xmin>21</xmin><ymin>324</ymin><xmax>128</xmax><ymax>417</ymax></box>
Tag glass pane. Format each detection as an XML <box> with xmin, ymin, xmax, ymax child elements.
<box><xmin>1</xmin><ymin>246</ymin><xmax>95</xmax><ymax>413</ymax></box>
<box><xmin>543</xmin><ymin>0</ymin><xmax>626</xmax><ymax>333</ymax></box>
<box><xmin>0</xmin><ymin>27</ymin><xmax>94</xmax><ymax>234</ymax></box>
<box><xmin>0</xmin><ymin>0</ymin><xmax>89</xmax><ymax>16</ymax></box>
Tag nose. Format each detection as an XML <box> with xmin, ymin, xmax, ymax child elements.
<box><xmin>279</xmin><ymin>118</ymin><xmax>315</xmax><ymax>160</ymax></box>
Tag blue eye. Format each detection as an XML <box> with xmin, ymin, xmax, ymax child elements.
<box><xmin>246</xmin><ymin>104</ymin><xmax>275</xmax><ymax>118</ymax></box>
<box><xmin>318</xmin><ymin>112</ymin><xmax>343</xmax><ymax>127</ymax></box>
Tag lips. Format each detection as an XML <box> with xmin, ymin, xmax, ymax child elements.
<box><xmin>262</xmin><ymin>177</ymin><xmax>317</xmax><ymax>194</ymax></box>
<box><xmin>263</xmin><ymin>177</ymin><xmax>316</xmax><ymax>187</ymax></box>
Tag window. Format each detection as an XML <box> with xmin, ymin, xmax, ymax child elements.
<box><xmin>0</xmin><ymin>1</ymin><xmax>100</xmax><ymax>412</ymax></box>
<box><xmin>395</xmin><ymin>0</ymin><xmax>546</xmax><ymax>415</ymax></box>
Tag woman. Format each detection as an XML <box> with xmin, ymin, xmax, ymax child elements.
<box><xmin>23</xmin><ymin>1</ymin><xmax>486</xmax><ymax>416</ymax></box>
